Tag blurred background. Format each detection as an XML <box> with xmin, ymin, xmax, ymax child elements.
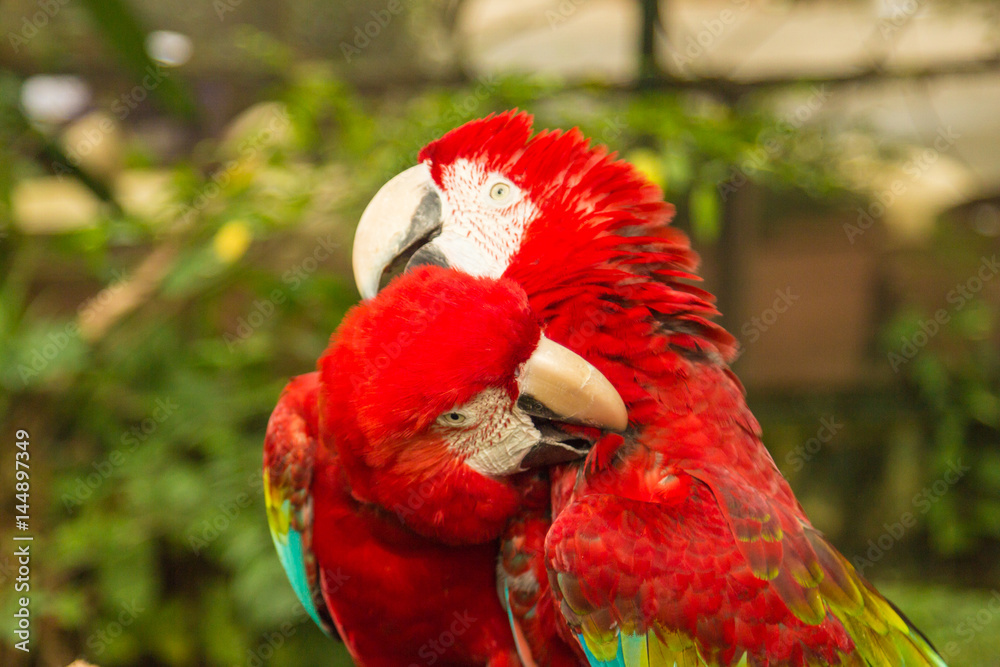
<box><xmin>1</xmin><ymin>0</ymin><xmax>999</xmax><ymax>665</ymax></box>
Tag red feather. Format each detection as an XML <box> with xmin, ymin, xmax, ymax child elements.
<box><xmin>421</xmin><ymin>112</ymin><xmax>945</xmax><ymax>665</ymax></box>
<box><xmin>266</xmin><ymin>372</ymin><xmax>524</xmax><ymax>666</ymax></box>
<box><xmin>265</xmin><ymin>268</ymin><xmax>569</xmax><ymax>665</ymax></box>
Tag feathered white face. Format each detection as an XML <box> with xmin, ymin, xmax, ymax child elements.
<box><xmin>431</xmin><ymin>159</ymin><xmax>539</xmax><ymax>279</ymax></box>
<box><xmin>433</xmin><ymin>387</ymin><xmax>542</xmax><ymax>477</ymax></box>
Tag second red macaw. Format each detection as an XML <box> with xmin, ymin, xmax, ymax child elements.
<box><xmin>351</xmin><ymin>111</ymin><xmax>948</xmax><ymax>666</ymax></box>
<box><xmin>264</xmin><ymin>264</ymin><xmax>622</xmax><ymax>665</ymax></box>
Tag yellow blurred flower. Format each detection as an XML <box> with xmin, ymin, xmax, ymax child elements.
<box><xmin>625</xmin><ymin>148</ymin><xmax>665</xmax><ymax>188</ymax></box>
<box><xmin>213</xmin><ymin>220</ymin><xmax>252</xmax><ymax>263</ymax></box>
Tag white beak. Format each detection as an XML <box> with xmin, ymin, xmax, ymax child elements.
<box><xmin>352</xmin><ymin>164</ymin><xmax>444</xmax><ymax>300</ymax></box>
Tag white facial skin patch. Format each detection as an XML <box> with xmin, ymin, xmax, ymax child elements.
<box><xmin>434</xmin><ymin>159</ymin><xmax>538</xmax><ymax>279</ymax></box>
<box><xmin>435</xmin><ymin>387</ymin><xmax>541</xmax><ymax>477</ymax></box>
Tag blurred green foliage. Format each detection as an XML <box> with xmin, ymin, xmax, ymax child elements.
<box><xmin>0</xmin><ymin>6</ymin><xmax>998</xmax><ymax>665</ymax></box>
<box><xmin>885</xmin><ymin>287</ymin><xmax>1000</xmax><ymax>556</ymax></box>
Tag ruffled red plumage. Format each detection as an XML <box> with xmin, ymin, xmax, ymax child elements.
<box><xmin>423</xmin><ymin>112</ymin><xmax>944</xmax><ymax>666</ymax></box>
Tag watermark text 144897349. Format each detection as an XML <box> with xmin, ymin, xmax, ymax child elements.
<box><xmin>12</xmin><ymin>429</ymin><xmax>33</xmax><ymax>653</ymax></box>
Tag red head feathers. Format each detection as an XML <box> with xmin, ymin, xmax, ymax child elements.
<box><xmin>318</xmin><ymin>265</ymin><xmax>627</xmax><ymax>545</ymax></box>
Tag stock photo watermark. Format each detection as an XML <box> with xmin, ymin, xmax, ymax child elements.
<box><xmin>339</xmin><ymin>0</ymin><xmax>407</xmax><ymax>63</ymax></box>
<box><xmin>61</xmin><ymin>397</ymin><xmax>179</xmax><ymax>511</ymax></box>
<box><xmin>783</xmin><ymin>416</ymin><xmax>844</xmax><ymax>473</ymax></box>
<box><xmin>7</xmin><ymin>0</ymin><xmax>73</xmax><ymax>53</ymax></box>
<box><xmin>718</xmin><ymin>85</ymin><xmax>833</xmax><ymax>201</ymax></box>
<box><xmin>852</xmin><ymin>458</ymin><xmax>969</xmax><ymax>575</ymax></box>
<box><xmin>85</xmin><ymin>599</ymin><xmax>146</xmax><ymax>657</ymax></box>
<box><xmin>172</xmin><ymin>108</ymin><xmax>292</xmax><ymax>225</ymax></box>
<box><xmin>667</xmin><ymin>0</ymin><xmax>752</xmax><ymax>71</ymax></box>
<box><xmin>938</xmin><ymin>590</ymin><xmax>1000</xmax><ymax>661</ymax></box>
<box><xmin>739</xmin><ymin>287</ymin><xmax>799</xmax><ymax>345</ymax></box>
<box><xmin>844</xmin><ymin>125</ymin><xmax>961</xmax><ymax>244</ymax></box>
<box><xmin>223</xmin><ymin>233</ymin><xmax>339</xmax><ymax>351</ymax></box>
<box><xmin>407</xmin><ymin>611</ymin><xmax>478</xmax><ymax>667</ymax></box>
<box><xmin>546</xmin><ymin>0</ymin><xmax>589</xmax><ymax>28</ymax></box>
<box><xmin>887</xmin><ymin>254</ymin><xmax>999</xmax><ymax>372</ymax></box>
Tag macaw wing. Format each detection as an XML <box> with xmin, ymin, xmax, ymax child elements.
<box><xmin>500</xmin><ymin>506</ymin><xmax>586</xmax><ymax>667</ymax></box>
<box><xmin>545</xmin><ymin>473</ymin><xmax>947</xmax><ymax>667</ymax></box>
<box><xmin>263</xmin><ymin>372</ymin><xmax>337</xmax><ymax>637</ymax></box>
<box><xmin>691</xmin><ymin>461</ymin><xmax>947</xmax><ymax>667</ymax></box>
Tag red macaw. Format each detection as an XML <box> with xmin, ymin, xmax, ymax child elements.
<box><xmin>351</xmin><ymin>111</ymin><xmax>948</xmax><ymax>666</ymax></box>
<box><xmin>263</xmin><ymin>265</ymin><xmax>625</xmax><ymax>665</ymax></box>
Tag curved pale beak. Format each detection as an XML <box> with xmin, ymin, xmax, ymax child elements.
<box><xmin>517</xmin><ymin>336</ymin><xmax>628</xmax><ymax>433</ymax></box>
<box><xmin>353</xmin><ymin>164</ymin><xmax>446</xmax><ymax>300</ymax></box>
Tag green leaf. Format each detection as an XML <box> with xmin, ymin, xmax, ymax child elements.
<box><xmin>662</xmin><ymin>148</ymin><xmax>692</xmax><ymax>193</ymax></box>
<box><xmin>689</xmin><ymin>180</ymin><xmax>721</xmax><ymax>243</ymax></box>
<box><xmin>965</xmin><ymin>388</ymin><xmax>1000</xmax><ymax>426</ymax></box>
<box><xmin>160</xmin><ymin>247</ymin><xmax>222</xmax><ymax>298</ymax></box>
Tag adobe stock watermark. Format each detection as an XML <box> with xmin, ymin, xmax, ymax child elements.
<box><xmin>428</xmin><ymin>75</ymin><xmax>502</xmax><ymax>145</ymax></box>
<box><xmin>340</xmin><ymin>0</ymin><xmax>407</xmax><ymax>63</ymax></box>
<box><xmin>876</xmin><ymin>0</ymin><xmax>926</xmax><ymax>41</ymax></box>
<box><xmin>739</xmin><ymin>287</ymin><xmax>799</xmax><ymax>344</ymax></box>
<box><xmin>187</xmin><ymin>492</ymin><xmax>254</xmax><ymax>555</ymax></box>
<box><xmin>843</xmin><ymin>125</ymin><xmax>961</xmax><ymax>244</ymax></box>
<box><xmin>245</xmin><ymin>606</ymin><xmax>309</xmax><ymax>667</ymax></box>
<box><xmin>887</xmin><ymin>254</ymin><xmax>999</xmax><ymax>372</ymax></box>
<box><xmin>718</xmin><ymin>85</ymin><xmax>833</xmax><ymax>201</ymax></box>
<box><xmin>852</xmin><ymin>458</ymin><xmax>970</xmax><ymax>575</ymax></box>
<box><xmin>406</xmin><ymin>611</ymin><xmax>478</xmax><ymax>667</ymax></box>
<box><xmin>51</xmin><ymin>66</ymin><xmax>171</xmax><ymax>179</ymax></box>
<box><xmin>18</xmin><ymin>270</ymin><xmax>129</xmax><ymax>385</ymax></box>
<box><xmin>223</xmin><ymin>233</ymin><xmax>339</xmax><ymax>351</ymax></box>
<box><xmin>546</xmin><ymin>0</ymin><xmax>588</xmax><ymax>28</ymax></box>
<box><xmin>78</xmin><ymin>270</ymin><xmax>129</xmax><ymax>320</ymax></box>
<box><xmin>667</xmin><ymin>0</ymin><xmax>751</xmax><ymax>71</ymax></box>
<box><xmin>938</xmin><ymin>590</ymin><xmax>1000</xmax><ymax>661</ymax></box>
<box><xmin>384</xmin><ymin>75</ymin><xmax>500</xmax><ymax>175</ymax></box>
<box><xmin>109</xmin><ymin>64</ymin><xmax>170</xmax><ymax>120</ymax></box>
<box><xmin>384</xmin><ymin>75</ymin><xmax>501</xmax><ymax>178</ymax></box>
<box><xmin>783</xmin><ymin>416</ymin><xmax>843</xmax><ymax>473</ymax></box>
<box><xmin>172</xmin><ymin>108</ymin><xmax>291</xmax><ymax>226</ymax></box>
<box><xmin>7</xmin><ymin>0</ymin><xmax>73</xmax><ymax>53</ymax></box>
<box><xmin>85</xmin><ymin>599</ymin><xmax>146</xmax><ymax>657</ymax></box>
<box><xmin>391</xmin><ymin>478</ymin><xmax>441</xmax><ymax>525</ymax></box>
<box><xmin>17</xmin><ymin>322</ymin><xmax>79</xmax><ymax>385</ymax></box>
<box><xmin>598</xmin><ymin>114</ymin><xmax>626</xmax><ymax>145</ymax></box>
<box><xmin>244</xmin><ymin>584</ymin><xmax>349</xmax><ymax>666</ymax></box>
<box><xmin>186</xmin><ymin>470</ymin><xmax>266</xmax><ymax>554</ymax></box>
<box><xmin>214</xmin><ymin>0</ymin><xmax>245</xmax><ymax>20</ymax></box>
<box><xmin>62</xmin><ymin>397</ymin><xmax>179</xmax><ymax>511</ymax></box>
<box><xmin>350</xmin><ymin>295</ymin><xmax>449</xmax><ymax>400</ymax></box>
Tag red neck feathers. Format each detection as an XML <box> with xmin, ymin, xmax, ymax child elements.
<box><xmin>316</xmin><ymin>266</ymin><xmax>538</xmax><ymax>545</ymax></box>
<box><xmin>422</xmin><ymin>111</ymin><xmax>738</xmax><ymax>417</ymax></box>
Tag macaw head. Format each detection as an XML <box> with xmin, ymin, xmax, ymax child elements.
<box><xmin>352</xmin><ymin>110</ymin><xmax>672</xmax><ymax>300</ymax></box>
<box><xmin>319</xmin><ymin>265</ymin><xmax>627</xmax><ymax>545</ymax></box>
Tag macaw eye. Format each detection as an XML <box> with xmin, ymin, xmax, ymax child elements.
<box><xmin>439</xmin><ymin>411</ymin><xmax>468</xmax><ymax>426</ymax></box>
<box><xmin>489</xmin><ymin>182</ymin><xmax>511</xmax><ymax>201</ymax></box>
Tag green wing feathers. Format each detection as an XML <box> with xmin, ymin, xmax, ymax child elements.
<box><xmin>551</xmin><ymin>477</ymin><xmax>947</xmax><ymax>666</ymax></box>
<box><xmin>262</xmin><ymin>373</ymin><xmax>337</xmax><ymax>637</ymax></box>
<box><xmin>696</xmin><ymin>464</ymin><xmax>948</xmax><ymax>666</ymax></box>
<box><xmin>806</xmin><ymin>530</ymin><xmax>948</xmax><ymax>667</ymax></box>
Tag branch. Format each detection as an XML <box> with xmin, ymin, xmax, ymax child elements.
<box><xmin>639</xmin><ymin>0</ymin><xmax>663</xmax><ymax>83</ymax></box>
<box><xmin>350</xmin><ymin>53</ymin><xmax>1000</xmax><ymax>99</ymax></box>
<box><xmin>656</xmin><ymin>53</ymin><xmax>1000</xmax><ymax>97</ymax></box>
<box><xmin>77</xmin><ymin>242</ymin><xmax>179</xmax><ymax>343</ymax></box>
